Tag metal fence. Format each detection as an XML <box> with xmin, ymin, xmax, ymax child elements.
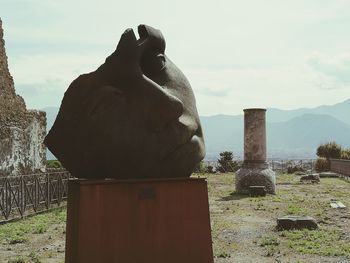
<box><xmin>202</xmin><ymin>159</ymin><xmax>316</xmax><ymax>173</ymax></box>
<box><xmin>0</xmin><ymin>170</ymin><xmax>71</xmax><ymax>222</ymax></box>
<box><xmin>268</xmin><ymin>159</ymin><xmax>315</xmax><ymax>173</ymax></box>
<box><xmin>330</xmin><ymin>159</ymin><xmax>350</xmax><ymax>177</ymax></box>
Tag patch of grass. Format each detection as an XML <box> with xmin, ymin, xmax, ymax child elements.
<box><xmin>29</xmin><ymin>251</ymin><xmax>41</xmax><ymax>263</ymax></box>
<box><xmin>260</xmin><ymin>236</ymin><xmax>280</xmax><ymax>247</ymax></box>
<box><xmin>196</xmin><ymin>173</ymin><xmax>235</xmax><ymax>199</ymax></box>
<box><xmin>7</xmin><ymin>256</ymin><xmax>27</xmax><ymax>263</ymax></box>
<box><xmin>285</xmin><ymin>204</ymin><xmax>308</xmax><ymax>215</ymax></box>
<box><xmin>213</xmin><ymin>241</ymin><xmax>237</xmax><ymax>259</ymax></box>
<box><xmin>0</xmin><ymin>207</ymin><xmax>66</xmax><ymax>245</ymax></box>
<box><xmin>280</xmin><ymin>229</ymin><xmax>350</xmax><ymax>258</ymax></box>
<box><xmin>217</xmin><ymin>251</ymin><xmax>230</xmax><ymax>258</ymax></box>
<box><xmin>8</xmin><ymin>234</ymin><xmax>28</xmax><ymax>244</ymax></box>
<box><xmin>277</xmin><ymin>173</ymin><xmax>297</xmax><ymax>184</ymax></box>
<box><xmin>254</xmin><ymin>202</ymin><xmax>266</xmax><ymax>211</ymax></box>
<box><xmin>259</xmin><ymin>236</ymin><xmax>280</xmax><ymax>256</ymax></box>
<box><xmin>32</xmin><ymin>223</ymin><xmax>48</xmax><ymax>234</ymax></box>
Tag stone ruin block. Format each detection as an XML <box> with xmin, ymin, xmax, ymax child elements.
<box><xmin>300</xmin><ymin>173</ymin><xmax>320</xmax><ymax>183</ymax></box>
<box><xmin>0</xmin><ymin>18</ymin><xmax>46</xmax><ymax>176</ymax></box>
<box><xmin>248</xmin><ymin>186</ymin><xmax>267</xmax><ymax>197</ymax></box>
<box><xmin>277</xmin><ymin>215</ymin><xmax>318</xmax><ymax>230</ymax></box>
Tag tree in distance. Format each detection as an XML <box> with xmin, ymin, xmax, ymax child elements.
<box><xmin>316</xmin><ymin>142</ymin><xmax>341</xmax><ymax>160</ymax></box>
<box><xmin>315</xmin><ymin>141</ymin><xmax>350</xmax><ymax>172</ymax></box>
<box><xmin>216</xmin><ymin>151</ymin><xmax>239</xmax><ymax>173</ymax></box>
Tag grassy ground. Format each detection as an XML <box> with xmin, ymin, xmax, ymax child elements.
<box><xmin>0</xmin><ymin>208</ymin><xmax>66</xmax><ymax>263</ymax></box>
<box><xmin>1</xmin><ymin>173</ymin><xmax>350</xmax><ymax>262</ymax></box>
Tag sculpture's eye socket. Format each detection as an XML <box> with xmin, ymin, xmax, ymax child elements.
<box><xmin>140</xmin><ymin>50</ymin><xmax>166</xmax><ymax>79</ymax></box>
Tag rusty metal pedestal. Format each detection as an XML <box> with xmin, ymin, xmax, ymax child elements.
<box><xmin>65</xmin><ymin>178</ymin><xmax>213</xmax><ymax>263</ymax></box>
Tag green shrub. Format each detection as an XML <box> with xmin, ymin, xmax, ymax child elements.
<box><xmin>193</xmin><ymin>161</ymin><xmax>207</xmax><ymax>173</ymax></box>
<box><xmin>216</xmin><ymin>151</ymin><xmax>239</xmax><ymax>173</ymax></box>
<box><xmin>316</xmin><ymin>142</ymin><xmax>341</xmax><ymax>160</ymax></box>
<box><xmin>206</xmin><ymin>165</ymin><xmax>216</xmax><ymax>174</ymax></box>
<box><xmin>315</xmin><ymin>158</ymin><xmax>330</xmax><ymax>172</ymax></box>
<box><xmin>341</xmin><ymin>149</ymin><xmax>350</xmax><ymax>160</ymax></box>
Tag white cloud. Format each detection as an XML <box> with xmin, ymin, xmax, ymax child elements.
<box><xmin>188</xmin><ymin>62</ymin><xmax>350</xmax><ymax>116</ymax></box>
<box><xmin>308</xmin><ymin>52</ymin><xmax>350</xmax><ymax>87</ymax></box>
<box><xmin>8</xmin><ymin>52</ymin><xmax>108</xmax><ymax>108</ymax></box>
<box><xmin>2</xmin><ymin>0</ymin><xmax>350</xmax><ymax>114</ymax></box>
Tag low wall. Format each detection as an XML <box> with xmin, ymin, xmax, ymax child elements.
<box><xmin>330</xmin><ymin>159</ymin><xmax>350</xmax><ymax>177</ymax></box>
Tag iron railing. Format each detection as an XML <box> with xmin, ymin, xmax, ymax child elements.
<box><xmin>201</xmin><ymin>159</ymin><xmax>316</xmax><ymax>173</ymax></box>
<box><xmin>268</xmin><ymin>159</ymin><xmax>315</xmax><ymax>173</ymax></box>
<box><xmin>0</xmin><ymin>170</ymin><xmax>71</xmax><ymax>222</ymax></box>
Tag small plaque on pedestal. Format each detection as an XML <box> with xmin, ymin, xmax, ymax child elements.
<box><xmin>65</xmin><ymin>177</ymin><xmax>213</xmax><ymax>263</ymax></box>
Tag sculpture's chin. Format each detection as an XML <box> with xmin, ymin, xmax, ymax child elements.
<box><xmin>144</xmin><ymin>134</ymin><xmax>205</xmax><ymax>178</ymax></box>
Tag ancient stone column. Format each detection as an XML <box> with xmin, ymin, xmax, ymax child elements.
<box><xmin>235</xmin><ymin>108</ymin><xmax>276</xmax><ymax>194</ymax></box>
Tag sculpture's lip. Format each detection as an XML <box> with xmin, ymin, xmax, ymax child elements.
<box><xmin>141</xmin><ymin>133</ymin><xmax>202</xmax><ymax>176</ymax></box>
<box><xmin>160</xmin><ymin>133</ymin><xmax>202</xmax><ymax>163</ymax></box>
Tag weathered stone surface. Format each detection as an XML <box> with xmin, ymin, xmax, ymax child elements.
<box><xmin>330</xmin><ymin>200</ymin><xmax>346</xmax><ymax>209</ymax></box>
<box><xmin>300</xmin><ymin>174</ymin><xmax>320</xmax><ymax>183</ymax></box>
<box><xmin>319</xmin><ymin>172</ymin><xmax>339</xmax><ymax>178</ymax></box>
<box><xmin>248</xmin><ymin>186</ymin><xmax>266</xmax><ymax>197</ymax></box>
<box><xmin>45</xmin><ymin>25</ymin><xmax>205</xmax><ymax>179</ymax></box>
<box><xmin>236</xmin><ymin>109</ymin><xmax>276</xmax><ymax>194</ymax></box>
<box><xmin>243</xmin><ymin>109</ymin><xmax>266</xmax><ymax>162</ymax></box>
<box><xmin>0</xmin><ymin>18</ymin><xmax>46</xmax><ymax>176</ymax></box>
<box><xmin>277</xmin><ymin>215</ymin><xmax>318</xmax><ymax>230</ymax></box>
<box><xmin>236</xmin><ymin>166</ymin><xmax>276</xmax><ymax>194</ymax></box>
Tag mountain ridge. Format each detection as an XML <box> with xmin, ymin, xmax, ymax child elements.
<box><xmin>43</xmin><ymin>98</ymin><xmax>350</xmax><ymax>160</ymax></box>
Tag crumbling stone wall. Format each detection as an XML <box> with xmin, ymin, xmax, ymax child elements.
<box><xmin>0</xmin><ymin>18</ymin><xmax>46</xmax><ymax>176</ymax></box>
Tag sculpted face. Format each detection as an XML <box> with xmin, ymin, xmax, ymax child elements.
<box><xmin>45</xmin><ymin>25</ymin><xmax>205</xmax><ymax>179</ymax></box>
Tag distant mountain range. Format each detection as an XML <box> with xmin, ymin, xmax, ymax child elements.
<box><xmin>43</xmin><ymin>99</ymin><xmax>350</xmax><ymax>160</ymax></box>
<box><xmin>201</xmin><ymin>99</ymin><xmax>350</xmax><ymax>160</ymax></box>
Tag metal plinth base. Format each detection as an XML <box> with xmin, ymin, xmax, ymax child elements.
<box><xmin>65</xmin><ymin>178</ymin><xmax>213</xmax><ymax>263</ymax></box>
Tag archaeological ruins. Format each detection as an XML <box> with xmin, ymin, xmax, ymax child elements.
<box><xmin>0</xmin><ymin>18</ymin><xmax>46</xmax><ymax>176</ymax></box>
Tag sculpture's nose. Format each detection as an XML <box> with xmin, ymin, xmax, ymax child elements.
<box><xmin>147</xmin><ymin>83</ymin><xmax>184</xmax><ymax>132</ymax></box>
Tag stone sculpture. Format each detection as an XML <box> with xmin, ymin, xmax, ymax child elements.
<box><xmin>45</xmin><ymin>25</ymin><xmax>205</xmax><ymax>179</ymax></box>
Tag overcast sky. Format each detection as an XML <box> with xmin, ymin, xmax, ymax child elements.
<box><xmin>1</xmin><ymin>0</ymin><xmax>350</xmax><ymax>115</ymax></box>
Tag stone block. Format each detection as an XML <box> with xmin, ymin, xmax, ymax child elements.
<box><xmin>248</xmin><ymin>186</ymin><xmax>266</xmax><ymax>197</ymax></box>
<box><xmin>277</xmin><ymin>215</ymin><xmax>318</xmax><ymax>230</ymax></box>
<box><xmin>319</xmin><ymin>172</ymin><xmax>339</xmax><ymax>178</ymax></box>
<box><xmin>300</xmin><ymin>174</ymin><xmax>320</xmax><ymax>183</ymax></box>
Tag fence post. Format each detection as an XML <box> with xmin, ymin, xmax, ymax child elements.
<box><xmin>20</xmin><ymin>176</ymin><xmax>24</xmax><ymax>218</ymax></box>
<box><xmin>46</xmin><ymin>173</ymin><xmax>50</xmax><ymax>209</ymax></box>
<box><xmin>5</xmin><ymin>179</ymin><xmax>10</xmax><ymax>220</ymax></box>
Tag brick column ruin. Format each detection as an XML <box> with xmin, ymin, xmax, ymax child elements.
<box><xmin>235</xmin><ymin>108</ymin><xmax>276</xmax><ymax>194</ymax></box>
